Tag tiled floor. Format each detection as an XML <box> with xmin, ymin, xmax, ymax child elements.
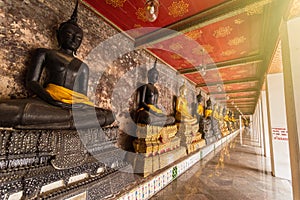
<box><xmin>151</xmin><ymin>131</ymin><xmax>293</xmax><ymax>200</ymax></box>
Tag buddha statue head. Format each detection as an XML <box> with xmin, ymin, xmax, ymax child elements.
<box><xmin>179</xmin><ymin>82</ymin><xmax>187</xmax><ymax>96</ymax></box>
<box><xmin>148</xmin><ymin>59</ymin><xmax>159</xmax><ymax>84</ymax></box>
<box><xmin>57</xmin><ymin>0</ymin><xmax>83</xmax><ymax>55</ymax></box>
<box><xmin>196</xmin><ymin>91</ymin><xmax>203</xmax><ymax>104</ymax></box>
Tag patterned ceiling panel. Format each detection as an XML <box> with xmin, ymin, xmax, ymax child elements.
<box><xmin>184</xmin><ymin>62</ymin><xmax>258</xmax><ymax>85</ymax></box>
<box><xmin>219</xmin><ymin>97</ymin><xmax>256</xmax><ymax>103</ymax></box>
<box><xmin>148</xmin><ymin>11</ymin><xmax>263</xmax><ymax>71</ymax></box>
<box><xmin>223</xmin><ymin>81</ymin><xmax>257</xmax><ymax>91</ymax></box>
<box><xmin>82</xmin><ymin>0</ymin><xmax>289</xmax><ymax>114</ymax></box>
<box><xmin>201</xmin><ymin>81</ymin><xmax>257</xmax><ymax>93</ymax></box>
<box><xmin>228</xmin><ymin>91</ymin><xmax>257</xmax><ymax>98</ymax></box>
<box><xmin>82</xmin><ymin>0</ymin><xmax>227</xmax><ymax>37</ymax></box>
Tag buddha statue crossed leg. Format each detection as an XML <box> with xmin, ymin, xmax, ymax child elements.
<box><xmin>0</xmin><ymin>0</ymin><xmax>114</xmax><ymax>129</ymax></box>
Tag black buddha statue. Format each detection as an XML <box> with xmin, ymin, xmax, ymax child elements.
<box><xmin>0</xmin><ymin>0</ymin><xmax>114</xmax><ymax>129</ymax></box>
<box><xmin>196</xmin><ymin>91</ymin><xmax>204</xmax><ymax>132</ymax></box>
<box><xmin>132</xmin><ymin>60</ymin><xmax>175</xmax><ymax>126</ymax></box>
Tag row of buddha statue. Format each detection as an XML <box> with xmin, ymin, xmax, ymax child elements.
<box><xmin>0</xmin><ymin>0</ymin><xmax>238</xmax><ymax>176</ymax></box>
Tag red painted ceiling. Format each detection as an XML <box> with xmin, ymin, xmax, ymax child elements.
<box><xmin>82</xmin><ymin>0</ymin><xmax>290</xmax><ymax>114</ymax></box>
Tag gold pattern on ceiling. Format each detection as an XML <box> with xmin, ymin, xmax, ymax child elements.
<box><xmin>213</xmin><ymin>26</ymin><xmax>233</xmax><ymax>38</ymax></box>
<box><xmin>105</xmin><ymin>0</ymin><xmax>127</xmax><ymax>8</ymax></box>
<box><xmin>168</xmin><ymin>0</ymin><xmax>189</xmax><ymax>18</ymax></box>
<box><xmin>202</xmin><ymin>44</ymin><xmax>214</xmax><ymax>53</ymax></box>
<box><xmin>228</xmin><ymin>36</ymin><xmax>247</xmax><ymax>46</ymax></box>
<box><xmin>221</xmin><ymin>49</ymin><xmax>237</xmax><ymax>57</ymax></box>
<box><xmin>244</xmin><ymin>0</ymin><xmax>272</xmax><ymax>16</ymax></box>
<box><xmin>185</xmin><ymin>30</ymin><xmax>203</xmax><ymax>40</ymax></box>
<box><xmin>171</xmin><ymin>53</ymin><xmax>182</xmax><ymax>60</ymax></box>
<box><xmin>234</xmin><ymin>19</ymin><xmax>244</xmax><ymax>24</ymax></box>
<box><xmin>192</xmin><ymin>47</ymin><xmax>203</xmax><ymax>56</ymax></box>
<box><xmin>136</xmin><ymin>7</ymin><xmax>147</xmax><ymax>22</ymax></box>
<box><xmin>288</xmin><ymin>0</ymin><xmax>300</xmax><ymax>19</ymax></box>
<box><xmin>183</xmin><ymin>59</ymin><xmax>196</xmax><ymax>65</ymax></box>
<box><xmin>169</xmin><ymin>43</ymin><xmax>184</xmax><ymax>51</ymax></box>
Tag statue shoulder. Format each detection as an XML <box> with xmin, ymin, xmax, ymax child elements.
<box><xmin>32</xmin><ymin>48</ymin><xmax>57</xmax><ymax>60</ymax></box>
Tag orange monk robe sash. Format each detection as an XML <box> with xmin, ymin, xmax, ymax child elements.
<box><xmin>45</xmin><ymin>83</ymin><xmax>94</xmax><ymax>106</ymax></box>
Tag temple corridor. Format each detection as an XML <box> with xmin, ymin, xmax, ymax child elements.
<box><xmin>151</xmin><ymin>131</ymin><xmax>293</xmax><ymax>200</ymax></box>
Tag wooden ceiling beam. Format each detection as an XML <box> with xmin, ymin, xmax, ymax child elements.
<box><xmin>197</xmin><ymin>77</ymin><xmax>259</xmax><ymax>88</ymax></box>
<box><xmin>134</xmin><ymin>0</ymin><xmax>273</xmax><ymax>47</ymax></box>
<box><xmin>178</xmin><ymin>55</ymin><xmax>262</xmax><ymax>75</ymax></box>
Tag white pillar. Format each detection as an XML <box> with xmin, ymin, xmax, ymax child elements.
<box><xmin>281</xmin><ymin>16</ymin><xmax>300</xmax><ymax>200</ymax></box>
<box><xmin>250</xmin><ymin>115</ymin><xmax>253</xmax><ymax>138</ymax></box>
<box><xmin>266</xmin><ymin>73</ymin><xmax>291</xmax><ymax>180</ymax></box>
<box><xmin>239</xmin><ymin>115</ymin><xmax>243</xmax><ymax>145</ymax></box>
<box><xmin>261</xmin><ymin>91</ymin><xmax>271</xmax><ymax>157</ymax></box>
<box><xmin>258</xmin><ymin>98</ymin><xmax>265</xmax><ymax>155</ymax></box>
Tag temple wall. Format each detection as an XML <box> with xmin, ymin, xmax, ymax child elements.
<box><xmin>0</xmin><ymin>0</ymin><xmax>198</xmax><ymax>121</ymax></box>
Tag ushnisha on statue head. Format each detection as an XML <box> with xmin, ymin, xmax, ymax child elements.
<box><xmin>57</xmin><ymin>0</ymin><xmax>83</xmax><ymax>55</ymax></box>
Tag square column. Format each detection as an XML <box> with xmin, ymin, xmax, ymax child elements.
<box><xmin>266</xmin><ymin>73</ymin><xmax>291</xmax><ymax>180</ymax></box>
<box><xmin>261</xmin><ymin>91</ymin><xmax>271</xmax><ymax>157</ymax></box>
<box><xmin>281</xmin><ymin>16</ymin><xmax>300</xmax><ymax>200</ymax></box>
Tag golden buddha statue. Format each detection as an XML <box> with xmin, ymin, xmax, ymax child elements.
<box><xmin>175</xmin><ymin>83</ymin><xmax>197</xmax><ymax>124</ymax></box>
<box><xmin>212</xmin><ymin>104</ymin><xmax>219</xmax><ymax>120</ymax></box>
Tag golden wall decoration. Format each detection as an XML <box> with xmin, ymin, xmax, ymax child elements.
<box><xmin>169</xmin><ymin>43</ymin><xmax>183</xmax><ymax>51</ymax></box>
<box><xmin>221</xmin><ymin>49</ymin><xmax>236</xmax><ymax>57</ymax></box>
<box><xmin>105</xmin><ymin>0</ymin><xmax>127</xmax><ymax>8</ymax></box>
<box><xmin>213</xmin><ymin>26</ymin><xmax>233</xmax><ymax>38</ymax></box>
<box><xmin>228</xmin><ymin>36</ymin><xmax>246</xmax><ymax>46</ymax></box>
<box><xmin>234</xmin><ymin>19</ymin><xmax>244</xmax><ymax>24</ymax></box>
<box><xmin>185</xmin><ymin>30</ymin><xmax>203</xmax><ymax>40</ymax></box>
<box><xmin>244</xmin><ymin>0</ymin><xmax>272</xmax><ymax>16</ymax></box>
<box><xmin>136</xmin><ymin>7</ymin><xmax>147</xmax><ymax>22</ymax></box>
<box><xmin>168</xmin><ymin>0</ymin><xmax>189</xmax><ymax>18</ymax></box>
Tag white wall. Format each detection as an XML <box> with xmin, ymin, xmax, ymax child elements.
<box><xmin>266</xmin><ymin>73</ymin><xmax>291</xmax><ymax>180</ymax></box>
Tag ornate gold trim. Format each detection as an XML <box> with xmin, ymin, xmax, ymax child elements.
<box><xmin>169</xmin><ymin>43</ymin><xmax>184</xmax><ymax>51</ymax></box>
<box><xmin>213</xmin><ymin>26</ymin><xmax>233</xmax><ymax>38</ymax></box>
<box><xmin>228</xmin><ymin>36</ymin><xmax>247</xmax><ymax>46</ymax></box>
<box><xmin>221</xmin><ymin>49</ymin><xmax>237</xmax><ymax>57</ymax></box>
<box><xmin>234</xmin><ymin>19</ymin><xmax>244</xmax><ymax>24</ymax></box>
<box><xmin>136</xmin><ymin>7</ymin><xmax>147</xmax><ymax>22</ymax></box>
<box><xmin>185</xmin><ymin>30</ymin><xmax>203</xmax><ymax>40</ymax></box>
<box><xmin>168</xmin><ymin>0</ymin><xmax>189</xmax><ymax>18</ymax></box>
<box><xmin>244</xmin><ymin>0</ymin><xmax>272</xmax><ymax>16</ymax></box>
<box><xmin>105</xmin><ymin>0</ymin><xmax>127</xmax><ymax>8</ymax></box>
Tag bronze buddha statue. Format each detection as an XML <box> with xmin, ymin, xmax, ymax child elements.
<box><xmin>0</xmin><ymin>0</ymin><xmax>114</xmax><ymax>129</ymax></box>
<box><xmin>132</xmin><ymin>60</ymin><xmax>175</xmax><ymax>126</ymax></box>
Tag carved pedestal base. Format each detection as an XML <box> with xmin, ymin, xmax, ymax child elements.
<box><xmin>212</xmin><ymin>118</ymin><xmax>222</xmax><ymax>140</ymax></box>
<box><xmin>186</xmin><ymin>139</ymin><xmax>206</xmax><ymax>154</ymax></box>
<box><xmin>176</xmin><ymin>123</ymin><xmax>205</xmax><ymax>154</ymax></box>
<box><xmin>126</xmin><ymin>146</ymin><xmax>186</xmax><ymax>177</ymax></box>
<box><xmin>133</xmin><ymin>124</ymin><xmax>178</xmax><ymax>157</ymax></box>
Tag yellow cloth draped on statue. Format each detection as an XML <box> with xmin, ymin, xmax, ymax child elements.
<box><xmin>147</xmin><ymin>104</ymin><xmax>163</xmax><ymax>114</ymax></box>
<box><xmin>205</xmin><ymin>109</ymin><xmax>212</xmax><ymax>118</ymax></box>
<box><xmin>45</xmin><ymin>83</ymin><xmax>94</xmax><ymax>106</ymax></box>
<box><xmin>224</xmin><ymin>115</ymin><xmax>229</xmax><ymax>121</ymax></box>
<box><xmin>197</xmin><ymin>104</ymin><xmax>204</xmax><ymax>116</ymax></box>
<box><xmin>138</xmin><ymin>104</ymin><xmax>163</xmax><ymax>114</ymax></box>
